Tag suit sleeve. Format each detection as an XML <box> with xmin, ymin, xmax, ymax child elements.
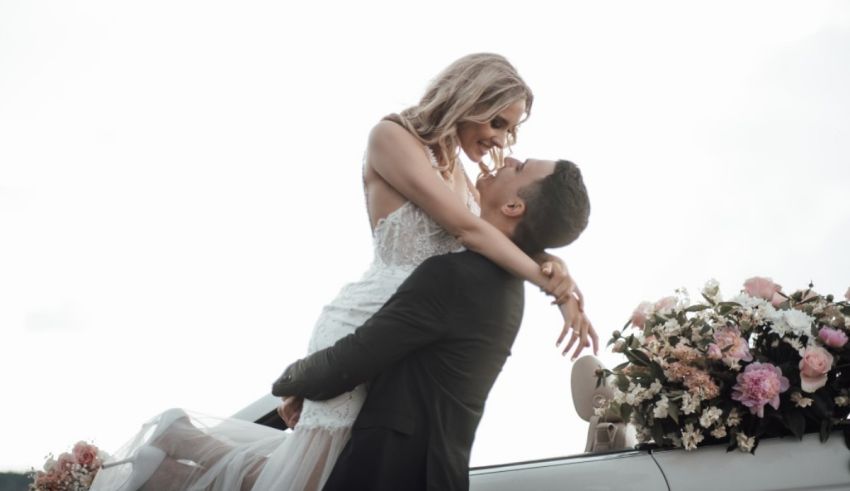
<box><xmin>272</xmin><ymin>257</ymin><xmax>458</xmax><ymax>400</ymax></box>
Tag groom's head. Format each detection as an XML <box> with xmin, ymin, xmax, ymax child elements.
<box><xmin>476</xmin><ymin>157</ymin><xmax>589</xmax><ymax>254</ymax></box>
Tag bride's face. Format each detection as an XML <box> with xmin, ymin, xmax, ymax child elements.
<box><xmin>456</xmin><ymin>99</ymin><xmax>526</xmax><ymax>163</ymax></box>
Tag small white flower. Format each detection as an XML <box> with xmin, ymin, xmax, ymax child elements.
<box><xmin>791</xmin><ymin>392</ymin><xmax>813</xmax><ymax>408</ymax></box>
<box><xmin>710</xmin><ymin>426</ymin><xmax>727</xmax><ymax>439</ymax></box>
<box><xmin>736</xmin><ymin>432</ymin><xmax>756</xmax><ymax>452</ymax></box>
<box><xmin>648</xmin><ymin>380</ymin><xmax>663</xmax><ymax>397</ymax></box>
<box><xmin>702</xmin><ymin>279</ymin><xmax>721</xmax><ymax>301</ymax></box>
<box><xmin>681</xmin><ymin>423</ymin><xmax>705</xmax><ymax>451</ymax></box>
<box><xmin>835</xmin><ymin>396</ymin><xmax>850</xmax><ymax>407</ymax></box>
<box><xmin>726</xmin><ymin>408</ymin><xmax>742</xmax><ymax>427</ymax></box>
<box><xmin>662</xmin><ymin>318</ymin><xmax>682</xmax><ymax>336</ymax></box>
<box><xmin>681</xmin><ymin>392</ymin><xmax>700</xmax><ymax>415</ymax></box>
<box><xmin>699</xmin><ymin>407</ymin><xmax>723</xmax><ymax>428</ymax></box>
<box><xmin>785</xmin><ymin>309</ymin><xmax>815</xmax><ymax>333</ymax></box>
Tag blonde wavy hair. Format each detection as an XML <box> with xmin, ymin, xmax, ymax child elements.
<box><xmin>385</xmin><ymin>53</ymin><xmax>533</xmax><ymax>179</ymax></box>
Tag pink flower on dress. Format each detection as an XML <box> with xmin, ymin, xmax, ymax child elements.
<box><xmin>799</xmin><ymin>346</ymin><xmax>834</xmax><ymax>393</ymax></box>
<box><xmin>818</xmin><ymin>327</ymin><xmax>848</xmax><ymax>349</ymax></box>
<box><xmin>731</xmin><ymin>362</ymin><xmax>790</xmax><ymax>418</ymax></box>
<box><xmin>631</xmin><ymin>301</ymin><xmax>652</xmax><ymax>328</ymax></box>
<box><xmin>743</xmin><ymin>277</ymin><xmax>782</xmax><ymax>302</ymax></box>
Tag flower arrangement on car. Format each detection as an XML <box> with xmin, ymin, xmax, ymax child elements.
<box><xmin>29</xmin><ymin>441</ymin><xmax>107</xmax><ymax>491</ymax></box>
<box><xmin>600</xmin><ymin>277</ymin><xmax>850</xmax><ymax>453</ymax></box>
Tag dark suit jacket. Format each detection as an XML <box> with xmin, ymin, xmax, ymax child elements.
<box><xmin>272</xmin><ymin>251</ymin><xmax>524</xmax><ymax>491</ymax></box>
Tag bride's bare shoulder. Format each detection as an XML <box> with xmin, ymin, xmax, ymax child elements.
<box><xmin>367</xmin><ymin>119</ymin><xmax>420</xmax><ymax>153</ymax></box>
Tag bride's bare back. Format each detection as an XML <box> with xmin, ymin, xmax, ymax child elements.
<box><xmin>363</xmin><ymin>120</ymin><xmax>476</xmax><ymax>233</ymax></box>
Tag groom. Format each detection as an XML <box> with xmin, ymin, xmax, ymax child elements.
<box><xmin>273</xmin><ymin>157</ymin><xmax>593</xmax><ymax>491</ymax></box>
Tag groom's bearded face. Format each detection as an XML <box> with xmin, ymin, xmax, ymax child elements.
<box><xmin>476</xmin><ymin>157</ymin><xmax>556</xmax><ymax>212</ymax></box>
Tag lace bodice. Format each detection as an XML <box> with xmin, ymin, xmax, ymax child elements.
<box><xmin>371</xmin><ymin>195</ymin><xmax>479</xmax><ymax>270</ymax></box>
<box><xmin>298</xmin><ymin>152</ymin><xmax>480</xmax><ymax>431</ymax></box>
<box><xmin>369</xmin><ymin>147</ymin><xmax>480</xmax><ymax>270</ymax></box>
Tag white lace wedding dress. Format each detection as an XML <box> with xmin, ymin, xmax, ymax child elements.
<box><xmin>91</xmin><ymin>156</ymin><xmax>479</xmax><ymax>491</ymax></box>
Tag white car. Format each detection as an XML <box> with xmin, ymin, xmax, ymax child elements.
<box><xmin>237</xmin><ymin>357</ymin><xmax>850</xmax><ymax>490</ymax></box>
<box><xmin>470</xmin><ymin>356</ymin><xmax>850</xmax><ymax>491</ymax></box>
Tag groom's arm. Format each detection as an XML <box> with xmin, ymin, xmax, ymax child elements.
<box><xmin>272</xmin><ymin>257</ymin><xmax>459</xmax><ymax>400</ymax></box>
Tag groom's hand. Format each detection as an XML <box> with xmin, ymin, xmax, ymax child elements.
<box><xmin>277</xmin><ymin>396</ymin><xmax>303</xmax><ymax>429</ymax></box>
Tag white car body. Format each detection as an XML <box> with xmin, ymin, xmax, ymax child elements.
<box><xmin>469</xmin><ymin>431</ymin><xmax>850</xmax><ymax>490</ymax></box>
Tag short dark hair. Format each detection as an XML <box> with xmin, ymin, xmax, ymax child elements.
<box><xmin>511</xmin><ymin>159</ymin><xmax>590</xmax><ymax>254</ymax></box>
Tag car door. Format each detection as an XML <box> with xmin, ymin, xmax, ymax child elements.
<box><xmin>470</xmin><ymin>449</ymin><xmax>669</xmax><ymax>491</ymax></box>
<box><xmin>652</xmin><ymin>431</ymin><xmax>850</xmax><ymax>491</ymax></box>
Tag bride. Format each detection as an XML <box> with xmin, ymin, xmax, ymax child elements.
<box><xmin>90</xmin><ymin>52</ymin><xmax>595</xmax><ymax>491</ymax></box>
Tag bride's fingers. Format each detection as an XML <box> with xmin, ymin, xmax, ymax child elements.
<box><xmin>555</xmin><ymin>303</ymin><xmax>576</xmax><ymax>347</ymax></box>
<box><xmin>562</xmin><ymin>331</ymin><xmax>579</xmax><ymax>357</ymax></box>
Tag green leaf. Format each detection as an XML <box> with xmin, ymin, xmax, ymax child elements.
<box><xmin>782</xmin><ymin>410</ymin><xmax>805</xmax><ymax>440</ymax></box>
<box><xmin>620</xmin><ymin>404</ymin><xmax>633</xmax><ymax>423</ymax></box>
<box><xmin>626</xmin><ymin>349</ymin><xmax>652</xmax><ymax>367</ymax></box>
<box><xmin>668</xmin><ymin>402</ymin><xmax>680</xmax><ymax>424</ymax></box>
<box><xmin>686</xmin><ymin>304</ymin><xmax>711</xmax><ymax>313</ymax></box>
<box><xmin>820</xmin><ymin>419</ymin><xmax>832</xmax><ymax>443</ymax></box>
<box><xmin>651</xmin><ymin>423</ymin><xmax>667</xmax><ymax>446</ymax></box>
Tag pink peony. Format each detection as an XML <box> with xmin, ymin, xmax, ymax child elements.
<box><xmin>743</xmin><ymin>276</ymin><xmax>782</xmax><ymax>301</ymax></box>
<box><xmin>631</xmin><ymin>301</ymin><xmax>652</xmax><ymax>328</ymax></box>
<box><xmin>711</xmin><ymin>326</ymin><xmax>753</xmax><ymax>363</ymax></box>
<box><xmin>707</xmin><ymin>343</ymin><xmax>723</xmax><ymax>360</ymax></box>
<box><xmin>770</xmin><ymin>292</ymin><xmax>786</xmax><ymax>307</ymax></box>
<box><xmin>799</xmin><ymin>346</ymin><xmax>834</xmax><ymax>393</ymax></box>
<box><xmin>818</xmin><ymin>327</ymin><xmax>848</xmax><ymax>349</ymax></box>
<box><xmin>731</xmin><ymin>362</ymin><xmax>790</xmax><ymax>418</ymax></box>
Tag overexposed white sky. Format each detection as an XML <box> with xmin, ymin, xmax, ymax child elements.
<box><xmin>2</xmin><ymin>0</ymin><xmax>849</xmax><ymax>473</ymax></box>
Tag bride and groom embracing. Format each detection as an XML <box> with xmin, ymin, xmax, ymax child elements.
<box><xmin>90</xmin><ymin>53</ymin><xmax>596</xmax><ymax>491</ymax></box>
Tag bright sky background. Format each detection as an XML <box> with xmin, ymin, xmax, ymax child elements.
<box><xmin>2</xmin><ymin>0</ymin><xmax>849</xmax><ymax>474</ymax></box>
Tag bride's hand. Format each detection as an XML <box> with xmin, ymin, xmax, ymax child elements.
<box><xmin>556</xmin><ymin>297</ymin><xmax>598</xmax><ymax>360</ymax></box>
<box><xmin>277</xmin><ymin>396</ymin><xmax>303</xmax><ymax>429</ymax></box>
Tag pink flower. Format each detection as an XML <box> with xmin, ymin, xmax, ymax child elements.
<box><xmin>743</xmin><ymin>276</ymin><xmax>782</xmax><ymax>301</ymax></box>
<box><xmin>707</xmin><ymin>343</ymin><xmax>723</xmax><ymax>360</ymax></box>
<box><xmin>708</xmin><ymin>326</ymin><xmax>752</xmax><ymax>366</ymax></box>
<box><xmin>731</xmin><ymin>362</ymin><xmax>790</xmax><ymax>418</ymax></box>
<box><xmin>56</xmin><ymin>452</ymin><xmax>75</xmax><ymax>472</ymax></box>
<box><xmin>770</xmin><ymin>292</ymin><xmax>786</xmax><ymax>307</ymax></box>
<box><xmin>654</xmin><ymin>296</ymin><xmax>677</xmax><ymax>312</ymax></box>
<box><xmin>72</xmin><ymin>441</ymin><xmax>101</xmax><ymax>469</ymax></box>
<box><xmin>631</xmin><ymin>301</ymin><xmax>652</xmax><ymax>328</ymax></box>
<box><xmin>799</xmin><ymin>346</ymin><xmax>834</xmax><ymax>393</ymax></box>
<box><xmin>819</xmin><ymin>327</ymin><xmax>848</xmax><ymax>349</ymax></box>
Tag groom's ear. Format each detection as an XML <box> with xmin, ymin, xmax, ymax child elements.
<box><xmin>501</xmin><ymin>198</ymin><xmax>526</xmax><ymax>218</ymax></box>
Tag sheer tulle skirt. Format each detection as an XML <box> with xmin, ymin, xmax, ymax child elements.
<box><xmin>90</xmin><ymin>408</ymin><xmax>358</xmax><ymax>491</ymax></box>
<box><xmin>91</xmin><ymin>267</ymin><xmax>410</xmax><ymax>490</ymax></box>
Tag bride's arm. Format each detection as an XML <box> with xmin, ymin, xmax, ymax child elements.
<box><xmin>368</xmin><ymin>122</ymin><xmax>595</xmax><ymax>354</ymax></box>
